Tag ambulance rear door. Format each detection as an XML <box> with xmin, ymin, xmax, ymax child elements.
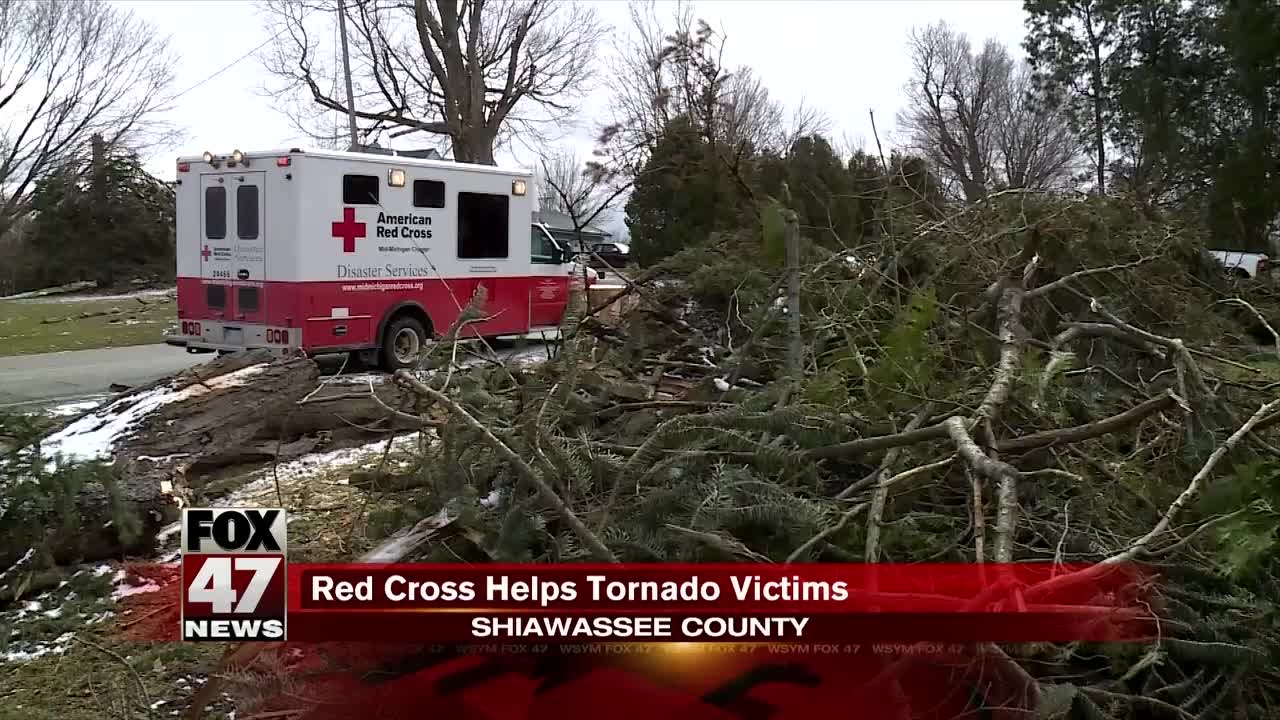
<box><xmin>200</xmin><ymin>171</ymin><xmax>267</xmax><ymax>324</ymax></box>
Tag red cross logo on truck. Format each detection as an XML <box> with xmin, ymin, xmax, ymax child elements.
<box><xmin>201</xmin><ymin>245</ymin><xmax>211</xmax><ymax>261</ymax></box>
<box><xmin>332</xmin><ymin>207</ymin><xmax>366</xmax><ymax>253</ymax></box>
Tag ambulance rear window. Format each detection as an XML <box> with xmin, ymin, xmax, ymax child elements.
<box><xmin>205</xmin><ymin>187</ymin><xmax>226</xmax><ymax>239</ymax></box>
<box><xmin>238</xmin><ymin>286</ymin><xmax>259</xmax><ymax>312</ymax></box>
<box><xmin>206</xmin><ymin>285</ymin><xmax>226</xmax><ymax>309</ymax></box>
<box><xmin>342</xmin><ymin>174</ymin><xmax>379</xmax><ymax>205</ymax></box>
<box><xmin>457</xmin><ymin>192</ymin><xmax>509</xmax><ymax>259</ymax></box>
<box><xmin>236</xmin><ymin>185</ymin><xmax>258</xmax><ymax>239</ymax></box>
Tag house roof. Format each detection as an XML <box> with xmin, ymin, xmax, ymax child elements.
<box><xmin>534</xmin><ymin>209</ymin><xmax>611</xmax><ymax>237</ymax></box>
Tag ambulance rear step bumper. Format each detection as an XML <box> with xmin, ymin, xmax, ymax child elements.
<box><xmin>165</xmin><ymin>335</ymin><xmax>292</xmax><ymax>355</ymax></box>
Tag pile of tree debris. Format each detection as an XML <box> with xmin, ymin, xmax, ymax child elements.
<box><xmin>6</xmin><ymin>192</ymin><xmax>1280</xmax><ymax>717</ymax></box>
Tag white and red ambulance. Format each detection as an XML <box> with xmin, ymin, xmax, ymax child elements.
<box><xmin>165</xmin><ymin>147</ymin><xmax>590</xmax><ymax>370</ymax></box>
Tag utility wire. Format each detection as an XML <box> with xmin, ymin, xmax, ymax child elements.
<box><xmin>170</xmin><ymin>6</ymin><xmax>319</xmax><ymax>103</ymax></box>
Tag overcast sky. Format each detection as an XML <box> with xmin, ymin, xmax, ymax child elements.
<box><xmin>119</xmin><ymin>0</ymin><xmax>1029</xmax><ymax>233</ymax></box>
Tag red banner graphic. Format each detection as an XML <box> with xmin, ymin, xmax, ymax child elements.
<box><xmin>114</xmin><ymin>561</ymin><xmax>1157</xmax><ymax>719</ymax></box>
<box><xmin>279</xmin><ymin>562</ymin><xmax>1156</xmax><ymax>643</ymax></box>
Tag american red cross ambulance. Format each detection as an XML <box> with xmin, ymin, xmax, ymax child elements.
<box><xmin>165</xmin><ymin>148</ymin><xmax>589</xmax><ymax>370</ymax></box>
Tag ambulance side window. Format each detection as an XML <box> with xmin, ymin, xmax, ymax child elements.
<box><xmin>457</xmin><ymin>192</ymin><xmax>509</xmax><ymax>259</ymax></box>
<box><xmin>342</xmin><ymin>174</ymin><xmax>379</xmax><ymax>205</ymax></box>
<box><xmin>205</xmin><ymin>187</ymin><xmax>226</xmax><ymax>239</ymax></box>
<box><xmin>413</xmin><ymin>180</ymin><xmax>445</xmax><ymax>208</ymax></box>
<box><xmin>531</xmin><ymin>225</ymin><xmax>558</xmax><ymax>263</ymax></box>
<box><xmin>236</xmin><ymin>185</ymin><xmax>259</xmax><ymax>240</ymax></box>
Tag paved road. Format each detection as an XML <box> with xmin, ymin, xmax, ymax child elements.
<box><xmin>0</xmin><ymin>344</ymin><xmax>209</xmax><ymax>410</ymax></box>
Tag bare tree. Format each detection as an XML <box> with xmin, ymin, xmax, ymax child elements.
<box><xmin>899</xmin><ymin>22</ymin><xmax>1079</xmax><ymax>203</ymax></box>
<box><xmin>716</xmin><ymin>66</ymin><xmax>786</xmax><ymax>155</ymax></box>
<box><xmin>898</xmin><ymin>22</ymin><xmax>1005</xmax><ymax>202</ymax></box>
<box><xmin>0</xmin><ymin>0</ymin><xmax>176</xmax><ymax>236</ymax></box>
<box><xmin>997</xmin><ymin>63</ymin><xmax>1081</xmax><ymax>191</ymax></box>
<box><xmin>537</xmin><ymin>149</ymin><xmax>632</xmax><ymax>254</ymax></box>
<box><xmin>259</xmin><ymin>0</ymin><xmax>606</xmax><ymax>165</ymax></box>
<box><xmin>596</xmin><ymin>1</ymin><xmax>822</xmax><ymax>176</ymax></box>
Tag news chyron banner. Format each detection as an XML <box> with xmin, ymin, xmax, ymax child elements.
<box><xmin>178</xmin><ymin>506</ymin><xmax>1157</xmax><ymax>646</ymax></box>
<box><xmin>181</xmin><ymin>507</ymin><xmax>287</xmax><ymax>641</ymax></box>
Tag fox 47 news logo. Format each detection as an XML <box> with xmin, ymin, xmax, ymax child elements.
<box><xmin>181</xmin><ymin>508</ymin><xmax>287</xmax><ymax>642</ymax></box>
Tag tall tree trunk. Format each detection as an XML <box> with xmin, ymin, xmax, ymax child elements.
<box><xmin>1085</xmin><ymin>12</ymin><xmax>1108</xmax><ymax>194</ymax></box>
<box><xmin>452</xmin><ymin>129</ymin><xmax>496</xmax><ymax>165</ymax></box>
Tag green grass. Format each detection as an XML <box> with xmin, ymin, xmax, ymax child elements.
<box><xmin>0</xmin><ymin>297</ymin><xmax>175</xmax><ymax>356</ymax></box>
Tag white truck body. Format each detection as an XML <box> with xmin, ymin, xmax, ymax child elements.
<box><xmin>165</xmin><ymin>147</ymin><xmax>586</xmax><ymax>369</ymax></box>
<box><xmin>1208</xmin><ymin>250</ymin><xmax>1271</xmax><ymax>278</ymax></box>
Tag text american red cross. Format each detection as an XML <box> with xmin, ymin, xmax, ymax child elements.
<box><xmin>332</xmin><ymin>207</ymin><xmax>366</xmax><ymax>253</ymax></box>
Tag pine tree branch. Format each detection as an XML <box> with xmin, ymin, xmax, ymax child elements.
<box><xmin>393</xmin><ymin>370</ymin><xmax>618</xmax><ymax>563</ymax></box>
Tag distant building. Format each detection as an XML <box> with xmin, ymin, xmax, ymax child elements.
<box><xmin>533</xmin><ymin>209</ymin><xmax>612</xmax><ymax>248</ymax></box>
<box><xmin>355</xmin><ymin>144</ymin><xmax>444</xmax><ymax>160</ymax></box>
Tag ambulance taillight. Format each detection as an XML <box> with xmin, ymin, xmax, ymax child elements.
<box><xmin>276</xmin><ymin>157</ymin><xmax>291</xmax><ymax>167</ymax></box>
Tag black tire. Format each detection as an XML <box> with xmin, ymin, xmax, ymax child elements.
<box><xmin>379</xmin><ymin>315</ymin><xmax>428</xmax><ymax>371</ymax></box>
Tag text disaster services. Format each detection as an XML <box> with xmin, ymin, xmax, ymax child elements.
<box><xmin>306</xmin><ymin>573</ymin><xmax>847</xmax><ymax>639</ymax></box>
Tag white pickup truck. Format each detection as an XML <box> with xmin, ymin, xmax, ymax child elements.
<box><xmin>1209</xmin><ymin>250</ymin><xmax>1271</xmax><ymax>278</ymax></box>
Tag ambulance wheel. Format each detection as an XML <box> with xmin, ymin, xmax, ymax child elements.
<box><xmin>380</xmin><ymin>316</ymin><xmax>427</xmax><ymax>371</ymax></box>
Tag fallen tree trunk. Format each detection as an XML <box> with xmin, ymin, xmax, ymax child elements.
<box><xmin>1</xmin><ymin>351</ymin><xmax>422</xmax><ymax>601</ymax></box>
<box><xmin>0</xmin><ymin>280</ymin><xmax>97</xmax><ymax>300</ymax></box>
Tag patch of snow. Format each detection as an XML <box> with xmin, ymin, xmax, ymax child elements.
<box><xmin>92</xmin><ymin>564</ymin><xmax>114</xmax><ymax>577</ymax></box>
<box><xmin>11</xmin><ymin>288</ymin><xmax>174</xmax><ymax>304</ymax></box>
<box><xmin>495</xmin><ymin>345</ymin><xmax>553</xmax><ymax>368</ymax></box>
<box><xmin>481</xmin><ymin>488</ymin><xmax>502</xmax><ymax>508</ymax></box>
<box><xmin>86</xmin><ymin>611</ymin><xmax>114</xmax><ymax>625</ymax></box>
<box><xmin>0</xmin><ymin>631</ymin><xmax>76</xmax><ymax>664</ymax></box>
<box><xmin>45</xmin><ymin>397</ymin><xmax>106</xmax><ymax>417</ymax></box>
<box><xmin>223</xmin><ymin>434</ymin><xmax>422</xmax><ymax>506</ymax></box>
<box><xmin>713</xmin><ymin>378</ymin><xmax>731</xmax><ymax>392</ymax></box>
<box><xmin>0</xmin><ymin>549</ymin><xmax>34</xmax><ymax>581</ymax></box>
<box><xmin>156</xmin><ymin>523</ymin><xmax>181</xmax><ymax>543</ymax></box>
<box><xmin>40</xmin><ymin>364</ymin><xmax>269</xmax><ymax>463</ymax></box>
<box><xmin>43</xmin><ymin>607</ymin><xmax>62</xmax><ymax>618</ymax></box>
<box><xmin>111</xmin><ymin>578</ymin><xmax>161</xmax><ymax>601</ymax></box>
<box><xmin>330</xmin><ymin>372</ymin><xmax>388</xmax><ymax>386</ymax></box>
<box><xmin>138</xmin><ymin>453</ymin><xmax>189</xmax><ymax>463</ymax></box>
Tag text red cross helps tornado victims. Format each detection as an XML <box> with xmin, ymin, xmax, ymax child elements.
<box><xmin>201</xmin><ymin>245</ymin><xmax>211</xmax><ymax>261</ymax></box>
<box><xmin>332</xmin><ymin>207</ymin><xmax>366</xmax><ymax>253</ymax></box>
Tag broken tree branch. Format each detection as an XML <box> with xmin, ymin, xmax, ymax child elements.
<box><xmin>945</xmin><ymin>416</ymin><xmax>1021</xmax><ymax>562</ymax></box>
<box><xmin>1104</xmin><ymin>397</ymin><xmax>1280</xmax><ymax>565</ymax></box>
